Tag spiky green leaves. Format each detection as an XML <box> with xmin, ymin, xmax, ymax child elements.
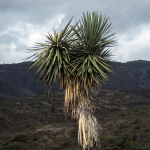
<box><xmin>24</xmin><ymin>17</ymin><xmax>82</xmax><ymax>86</ymax></box>
<box><xmin>68</xmin><ymin>11</ymin><xmax>116</xmax><ymax>89</ymax></box>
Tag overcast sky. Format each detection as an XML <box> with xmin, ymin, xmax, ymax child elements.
<box><xmin>0</xmin><ymin>0</ymin><xmax>150</xmax><ymax>64</ymax></box>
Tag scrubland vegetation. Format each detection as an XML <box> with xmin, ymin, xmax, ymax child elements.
<box><xmin>0</xmin><ymin>88</ymin><xmax>150</xmax><ymax>150</ymax></box>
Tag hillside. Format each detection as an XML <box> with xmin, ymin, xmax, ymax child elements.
<box><xmin>0</xmin><ymin>88</ymin><xmax>150</xmax><ymax>149</ymax></box>
<box><xmin>0</xmin><ymin>60</ymin><xmax>150</xmax><ymax>100</ymax></box>
<box><xmin>102</xmin><ymin>60</ymin><xmax>150</xmax><ymax>90</ymax></box>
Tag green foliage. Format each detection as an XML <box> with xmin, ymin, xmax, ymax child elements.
<box><xmin>101</xmin><ymin>135</ymin><xmax>117</xmax><ymax>148</ymax></box>
<box><xmin>50</xmin><ymin>147</ymin><xmax>60</xmax><ymax>150</ymax></box>
<box><xmin>11</xmin><ymin>134</ymin><xmax>28</xmax><ymax>143</ymax></box>
<box><xmin>66</xmin><ymin>147</ymin><xmax>81</xmax><ymax>150</ymax></box>
<box><xmin>118</xmin><ymin>122</ymin><xmax>126</xmax><ymax>129</ymax></box>
<box><xmin>142</xmin><ymin>128</ymin><xmax>150</xmax><ymax>133</ymax></box>
<box><xmin>4</xmin><ymin>142</ymin><xmax>28</xmax><ymax>150</ymax></box>
<box><xmin>116</xmin><ymin>132</ymin><xmax>135</xmax><ymax>148</ymax></box>
<box><xmin>71</xmin><ymin>129</ymin><xmax>78</xmax><ymax>134</ymax></box>
<box><xmin>147</xmin><ymin>132</ymin><xmax>150</xmax><ymax>138</ymax></box>
<box><xmin>124</xmin><ymin>141</ymin><xmax>138</xmax><ymax>149</ymax></box>
<box><xmin>132</xmin><ymin>117</ymin><xmax>140</xmax><ymax>125</ymax></box>
<box><xmin>134</xmin><ymin>125</ymin><xmax>141</xmax><ymax>129</ymax></box>
<box><xmin>59</xmin><ymin>138</ymin><xmax>70</xmax><ymax>147</ymax></box>
<box><xmin>118</xmin><ymin>111</ymin><xmax>126</xmax><ymax>117</ymax></box>
<box><xmin>0</xmin><ymin>141</ymin><xmax>4</xmax><ymax>144</ymax></box>
<box><xmin>25</xmin><ymin>124</ymin><xmax>30</xmax><ymax>128</ymax></box>
<box><xmin>134</xmin><ymin>109</ymin><xmax>138</xmax><ymax>112</ymax></box>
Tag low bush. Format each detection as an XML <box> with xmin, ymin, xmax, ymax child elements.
<box><xmin>66</xmin><ymin>147</ymin><xmax>81</xmax><ymax>150</ymax></box>
<box><xmin>142</xmin><ymin>128</ymin><xmax>150</xmax><ymax>133</ymax></box>
<box><xmin>124</xmin><ymin>141</ymin><xmax>139</xmax><ymax>149</ymax></box>
<box><xmin>118</xmin><ymin>112</ymin><xmax>126</xmax><ymax>117</ymax></box>
<box><xmin>101</xmin><ymin>135</ymin><xmax>117</xmax><ymax>148</ymax></box>
<box><xmin>59</xmin><ymin>138</ymin><xmax>70</xmax><ymax>147</ymax></box>
<box><xmin>50</xmin><ymin>147</ymin><xmax>60</xmax><ymax>150</ymax></box>
<box><xmin>132</xmin><ymin>118</ymin><xmax>140</xmax><ymax>125</ymax></box>
<box><xmin>11</xmin><ymin>134</ymin><xmax>28</xmax><ymax>143</ymax></box>
<box><xmin>4</xmin><ymin>142</ymin><xmax>28</xmax><ymax>150</ymax></box>
<box><xmin>134</xmin><ymin>125</ymin><xmax>141</xmax><ymax>129</ymax></box>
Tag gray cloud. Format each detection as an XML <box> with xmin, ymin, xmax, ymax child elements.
<box><xmin>0</xmin><ymin>0</ymin><xmax>150</xmax><ymax>64</ymax></box>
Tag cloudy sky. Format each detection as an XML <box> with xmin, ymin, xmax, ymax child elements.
<box><xmin>0</xmin><ymin>0</ymin><xmax>150</xmax><ymax>64</ymax></box>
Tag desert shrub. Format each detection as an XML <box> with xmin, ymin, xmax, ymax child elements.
<box><xmin>124</xmin><ymin>141</ymin><xmax>133</xmax><ymax>148</ymax></box>
<box><xmin>0</xmin><ymin>141</ymin><xmax>4</xmax><ymax>145</ymax></box>
<box><xmin>66</xmin><ymin>147</ymin><xmax>75</xmax><ymax>150</ymax></box>
<box><xmin>147</xmin><ymin>132</ymin><xmax>150</xmax><ymax>138</ymax></box>
<box><xmin>134</xmin><ymin>125</ymin><xmax>141</xmax><ymax>129</ymax></box>
<box><xmin>71</xmin><ymin>129</ymin><xmax>78</xmax><ymax>135</ymax></box>
<box><xmin>112</xmin><ymin>128</ymin><xmax>120</xmax><ymax>135</ymax></box>
<box><xmin>70</xmin><ymin>129</ymin><xmax>78</xmax><ymax>138</ymax></box>
<box><xmin>66</xmin><ymin>147</ymin><xmax>81</xmax><ymax>150</ymax></box>
<box><xmin>134</xmin><ymin>109</ymin><xmax>138</xmax><ymax>112</ymax></box>
<box><xmin>11</xmin><ymin>134</ymin><xmax>28</xmax><ymax>142</ymax></box>
<box><xmin>136</xmin><ymin>131</ymin><xmax>148</xmax><ymax>144</ymax></box>
<box><xmin>4</xmin><ymin>142</ymin><xmax>28</xmax><ymax>150</ymax></box>
<box><xmin>142</xmin><ymin>128</ymin><xmax>150</xmax><ymax>133</ymax></box>
<box><xmin>132</xmin><ymin>133</ymin><xmax>138</xmax><ymax>142</ymax></box>
<box><xmin>48</xmin><ymin>135</ymin><xmax>56</xmax><ymax>139</ymax></box>
<box><xmin>33</xmin><ymin>137</ymin><xmax>38</xmax><ymax>141</ymax></box>
<box><xmin>107</xmin><ymin>123</ymin><xmax>113</xmax><ymax>130</ymax></box>
<box><xmin>118</xmin><ymin>122</ymin><xmax>126</xmax><ymax>129</ymax></box>
<box><xmin>132</xmin><ymin>117</ymin><xmax>140</xmax><ymax>125</ymax></box>
<box><xmin>25</xmin><ymin>124</ymin><xmax>30</xmax><ymax>128</ymax></box>
<box><xmin>50</xmin><ymin>147</ymin><xmax>60</xmax><ymax>150</ymax></box>
<box><xmin>59</xmin><ymin>138</ymin><xmax>70</xmax><ymax>147</ymax></box>
<box><xmin>74</xmin><ymin>148</ymin><xmax>81</xmax><ymax>150</ymax></box>
<box><xmin>101</xmin><ymin>135</ymin><xmax>117</xmax><ymax>148</ymax></box>
<box><xmin>116</xmin><ymin>132</ymin><xmax>133</xmax><ymax>148</ymax></box>
<box><xmin>124</xmin><ymin>141</ymin><xmax>139</xmax><ymax>149</ymax></box>
<box><xmin>118</xmin><ymin>112</ymin><xmax>126</xmax><ymax>117</ymax></box>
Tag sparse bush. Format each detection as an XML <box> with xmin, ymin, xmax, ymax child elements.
<box><xmin>59</xmin><ymin>138</ymin><xmax>70</xmax><ymax>147</ymax></box>
<box><xmin>0</xmin><ymin>141</ymin><xmax>4</xmax><ymax>145</ymax></box>
<box><xmin>116</xmin><ymin>132</ymin><xmax>133</xmax><ymax>148</ymax></box>
<box><xmin>112</xmin><ymin>128</ymin><xmax>120</xmax><ymax>135</ymax></box>
<box><xmin>101</xmin><ymin>135</ymin><xmax>117</xmax><ymax>148</ymax></box>
<box><xmin>66</xmin><ymin>147</ymin><xmax>78</xmax><ymax>150</ymax></box>
<box><xmin>107</xmin><ymin>123</ymin><xmax>113</xmax><ymax>130</ymax></box>
<box><xmin>4</xmin><ymin>142</ymin><xmax>28</xmax><ymax>150</ymax></box>
<box><xmin>118</xmin><ymin>122</ymin><xmax>126</xmax><ymax>129</ymax></box>
<box><xmin>25</xmin><ymin>124</ymin><xmax>30</xmax><ymax>128</ymax></box>
<box><xmin>71</xmin><ymin>129</ymin><xmax>78</xmax><ymax>135</ymax></box>
<box><xmin>134</xmin><ymin>125</ymin><xmax>141</xmax><ymax>129</ymax></box>
<box><xmin>124</xmin><ymin>141</ymin><xmax>139</xmax><ymax>149</ymax></box>
<box><xmin>132</xmin><ymin>117</ymin><xmax>140</xmax><ymax>125</ymax></box>
<box><xmin>11</xmin><ymin>134</ymin><xmax>28</xmax><ymax>142</ymax></box>
<box><xmin>147</xmin><ymin>132</ymin><xmax>150</xmax><ymax>138</ymax></box>
<box><xmin>142</xmin><ymin>128</ymin><xmax>150</xmax><ymax>133</ymax></box>
<box><xmin>40</xmin><ymin>118</ymin><xmax>44</xmax><ymax>122</ymax></box>
<box><xmin>50</xmin><ymin>147</ymin><xmax>60</xmax><ymax>150</ymax></box>
<box><xmin>33</xmin><ymin>137</ymin><xmax>38</xmax><ymax>141</ymax></box>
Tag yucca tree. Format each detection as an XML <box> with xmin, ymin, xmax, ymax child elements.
<box><xmin>24</xmin><ymin>17</ymin><xmax>81</xmax><ymax>113</ymax></box>
<box><xmin>63</xmin><ymin>12</ymin><xmax>116</xmax><ymax>150</ymax></box>
<box><xmin>24</xmin><ymin>11</ymin><xmax>116</xmax><ymax>150</ymax></box>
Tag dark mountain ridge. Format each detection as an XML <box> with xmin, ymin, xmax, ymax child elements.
<box><xmin>0</xmin><ymin>60</ymin><xmax>150</xmax><ymax>100</ymax></box>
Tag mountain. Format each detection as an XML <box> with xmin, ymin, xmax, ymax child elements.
<box><xmin>0</xmin><ymin>61</ymin><xmax>60</xmax><ymax>100</ymax></box>
<box><xmin>0</xmin><ymin>60</ymin><xmax>150</xmax><ymax>100</ymax></box>
<box><xmin>101</xmin><ymin>60</ymin><xmax>150</xmax><ymax>90</ymax></box>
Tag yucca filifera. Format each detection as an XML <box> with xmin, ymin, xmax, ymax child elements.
<box><xmin>24</xmin><ymin>11</ymin><xmax>116</xmax><ymax>150</ymax></box>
